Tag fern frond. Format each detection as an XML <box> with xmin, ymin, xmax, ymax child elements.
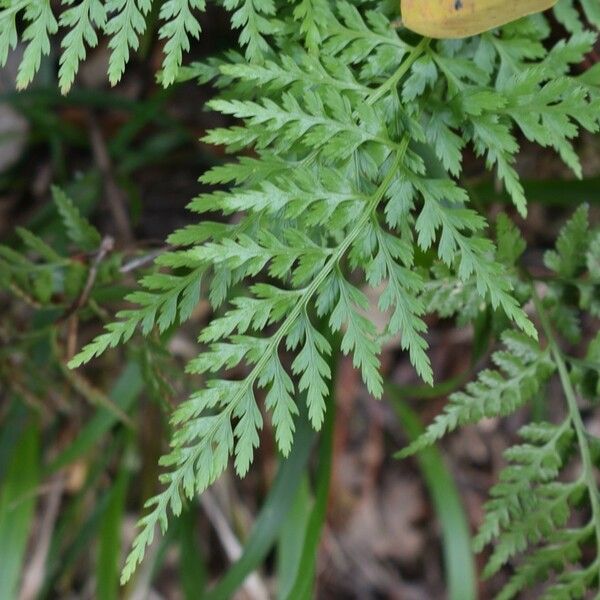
<box><xmin>291</xmin><ymin>0</ymin><xmax>330</xmax><ymax>53</ymax></box>
<box><xmin>16</xmin><ymin>0</ymin><xmax>57</xmax><ymax>89</ymax></box>
<box><xmin>58</xmin><ymin>0</ymin><xmax>106</xmax><ymax>93</ymax></box>
<box><xmin>322</xmin><ymin>2</ymin><xmax>407</xmax><ymax>72</ymax></box>
<box><xmin>60</xmin><ymin>2</ymin><xmax>600</xmax><ymax>586</ymax></box>
<box><xmin>541</xmin><ymin>205</ymin><xmax>600</xmax><ymax>343</ymax></box>
<box><xmin>0</xmin><ymin>0</ymin><xmax>22</xmax><ymax>66</ymax></box>
<box><xmin>219</xmin><ymin>53</ymin><xmax>367</xmax><ymax>95</ymax></box>
<box><xmin>158</xmin><ymin>0</ymin><xmax>205</xmax><ymax>86</ymax></box>
<box><xmin>222</xmin><ymin>0</ymin><xmax>276</xmax><ymax>61</ymax></box>
<box><xmin>475</xmin><ymin>322</ymin><xmax>600</xmax><ymax>599</ymax></box>
<box><xmin>69</xmin><ymin>267</ymin><xmax>204</xmax><ymax>367</ymax></box>
<box><xmin>120</xmin><ymin>141</ymin><xmax>411</xmax><ymax>581</ymax></box>
<box><xmin>203</xmin><ymin>92</ymin><xmax>400</xmax><ymax>159</ymax></box>
<box><xmin>368</xmin><ymin>222</ymin><xmax>431</xmax><ymax>383</ymax></box>
<box><xmin>52</xmin><ymin>186</ymin><xmax>101</xmax><ymax>250</ymax></box>
<box><xmin>545</xmin><ymin>204</ymin><xmax>590</xmax><ymax>278</ymax></box>
<box><xmin>398</xmin><ymin>331</ymin><xmax>555</xmax><ymax>457</ymax></box>
<box><xmin>0</xmin><ymin>186</ymin><xmax>105</xmax><ymax>305</ymax></box>
<box><xmin>401</xmin><ymin>209</ymin><xmax>600</xmax><ymax>599</ymax></box>
<box><xmin>104</xmin><ymin>0</ymin><xmax>151</xmax><ymax>85</ymax></box>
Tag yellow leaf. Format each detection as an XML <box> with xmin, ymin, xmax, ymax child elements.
<box><xmin>401</xmin><ymin>0</ymin><xmax>558</xmax><ymax>38</ymax></box>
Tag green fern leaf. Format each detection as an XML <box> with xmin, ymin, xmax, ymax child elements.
<box><xmin>52</xmin><ymin>186</ymin><xmax>101</xmax><ymax>251</ymax></box>
<box><xmin>58</xmin><ymin>0</ymin><xmax>106</xmax><ymax>93</ymax></box>
<box><xmin>105</xmin><ymin>0</ymin><xmax>151</xmax><ymax>86</ymax></box>
<box><xmin>16</xmin><ymin>0</ymin><xmax>57</xmax><ymax>89</ymax></box>
<box><xmin>397</xmin><ymin>331</ymin><xmax>555</xmax><ymax>457</ymax></box>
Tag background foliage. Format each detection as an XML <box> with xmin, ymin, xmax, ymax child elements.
<box><xmin>1</xmin><ymin>0</ymin><xmax>600</xmax><ymax>598</ymax></box>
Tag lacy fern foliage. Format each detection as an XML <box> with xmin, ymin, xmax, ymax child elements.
<box><xmin>403</xmin><ymin>210</ymin><xmax>600</xmax><ymax>599</ymax></box>
<box><xmin>0</xmin><ymin>187</ymin><xmax>104</xmax><ymax>305</ymax></box>
<box><xmin>397</xmin><ymin>331</ymin><xmax>556</xmax><ymax>457</ymax></box>
<box><xmin>38</xmin><ymin>0</ymin><xmax>600</xmax><ymax>587</ymax></box>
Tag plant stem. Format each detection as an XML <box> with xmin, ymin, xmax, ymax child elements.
<box><xmin>300</xmin><ymin>36</ymin><xmax>428</xmax><ymax>169</ymax></box>
<box><xmin>367</xmin><ymin>37</ymin><xmax>430</xmax><ymax>106</ymax></box>
<box><xmin>532</xmin><ymin>289</ymin><xmax>600</xmax><ymax>570</ymax></box>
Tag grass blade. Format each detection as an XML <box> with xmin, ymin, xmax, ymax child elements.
<box><xmin>42</xmin><ymin>437</ymin><xmax>123</xmax><ymax>596</ymax></box>
<box><xmin>282</xmin><ymin>394</ymin><xmax>335</xmax><ymax>600</ymax></box>
<box><xmin>390</xmin><ymin>396</ymin><xmax>477</xmax><ymax>600</ymax></box>
<box><xmin>0</xmin><ymin>417</ymin><xmax>40</xmax><ymax>599</ymax></box>
<box><xmin>178</xmin><ymin>508</ymin><xmax>207</xmax><ymax>600</ymax></box>
<box><xmin>97</xmin><ymin>463</ymin><xmax>130</xmax><ymax>600</ymax></box>
<box><xmin>277</xmin><ymin>476</ymin><xmax>311</xmax><ymax>599</ymax></box>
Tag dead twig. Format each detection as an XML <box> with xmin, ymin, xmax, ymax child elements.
<box><xmin>58</xmin><ymin>235</ymin><xmax>114</xmax><ymax>359</ymax></box>
<box><xmin>88</xmin><ymin>114</ymin><xmax>134</xmax><ymax>245</ymax></box>
<box><xmin>51</xmin><ymin>334</ymin><xmax>135</xmax><ymax>428</ymax></box>
<box><xmin>18</xmin><ymin>473</ymin><xmax>65</xmax><ymax>600</ymax></box>
<box><xmin>59</xmin><ymin>235</ymin><xmax>115</xmax><ymax>325</ymax></box>
<box><xmin>119</xmin><ymin>247</ymin><xmax>171</xmax><ymax>273</ymax></box>
<box><xmin>200</xmin><ymin>489</ymin><xmax>270</xmax><ymax>600</ymax></box>
<box><xmin>58</xmin><ymin>363</ymin><xmax>136</xmax><ymax>429</ymax></box>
